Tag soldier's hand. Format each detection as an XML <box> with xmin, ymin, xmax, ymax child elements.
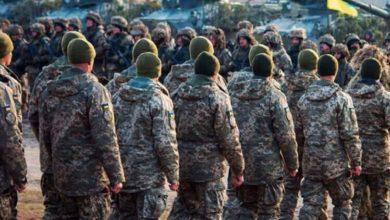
<box><xmin>350</xmin><ymin>166</ymin><xmax>362</xmax><ymax>176</ymax></box>
<box><xmin>231</xmin><ymin>175</ymin><xmax>244</xmax><ymax>188</ymax></box>
<box><xmin>169</xmin><ymin>183</ymin><xmax>179</xmax><ymax>191</ymax></box>
<box><xmin>15</xmin><ymin>184</ymin><xmax>26</xmax><ymax>193</ymax></box>
<box><xmin>111</xmin><ymin>183</ymin><xmax>123</xmax><ymax>194</ymax></box>
<box><xmin>289</xmin><ymin>169</ymin><xmax>298</xmax><ymax>177</ymax></box>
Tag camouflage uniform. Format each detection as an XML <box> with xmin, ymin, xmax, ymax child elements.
<box><xmin>288</xmin><ymin>28</ymin><xmax>306</xmax><ymax>71</ymax></box>
<box><xmin>318</xmin><ymin>34</ymin><xmax>336</xmax><ymax>55</ymax></box>
<box><xmin>347</xmin><ymin>80</ymin><xmax>390</xmax><ymax>220</ymax></box>
<box><xmin>84</xmin><ymin>12</ymin><xmax>109</xmax><ymax>81</ymax></box>
<box><xmin>106</xmin><ymin>65</ymin><xmax>136</xmax><ymax>96</ymax></box>
<box><xmin>0</xmin><ymin>82</ymin><xmax>27</xmax><ymax>220</ymax></box>
<box><xmin>68</xmin><ymin>18</ymin><xmax>82</xmax><ymax>32</ymax></box>
<box><xmin>38</xmin><ymin>17</ymin><xmax>55</xmax><ymax>39</ymax></box>
<box><xmin>230</xmin><ymin>29</ymin><xmax>254</xmax><ymax>72</ymax></box>
<box><xmin>50</xmin><ymin>18</ymin><xmax>68</xmax><ymax>57</ymax></box>
<box><xmin>215</xmin><ymin>48</ymin><xmax>232</xmax><ymax>78</ymax></box>
<box><xmin>7</xmin><ymin>25</ymin><xmax>28</xmax><ymax>78</ymax></box>
<box><xmin>332</xmin><ymin>44</ymin><xmax>356</xmax><ymax>88</ymax></box>
<box><xmin>300</xmin><ymin>40</ymin><xmax>318</xmax><ymax>52</ymax></box>
<box><xmin>169</xmin><ymin>74</ymin><xmax>245</xmax><ymax>220</ymax></box>
<box><xmin>228</xmin><ymin>76</ymin><xmax>299</xmax><ymax>219</ymax></box>
<box><xmin>345</xmin><ymin>33</ymin><xmax>362</xmax><ymax>59</ymax></box>
<box><xmin>262</xmin><ymin>31</ymin><xmax>293</xmax><ymax>75</ymax></box>
<box><xmin>172</xmin><ymin>27</ymin><xmax>196</xmax><ymax>65</ymax></box>
<box><xmin>152</xmin><ymin>27</ymin><xmax>174</xmax><ymax>80</ymax></box>
<box><xmin>106</xmin><ymin>16</ymin><xmax>133</xmax><ymax>78</ymax></box>
<box><xmin>39</xmin><ymin>67</ymin><xmax>125</xmax><ymax>219</ymax></box>
<box><xmin>25</xmin><ymin>23</ymin><xmax>53</xmax><ymax>92</ymax></box>
<box><xmin>112</xmin><ymin>76</ymin><xmax>179</xmax><ymax>219</ymax></box>
<box><xmin>297</xmin><ymin>79</ymin><xmax>362</xmax><ymax>219</ymax></box>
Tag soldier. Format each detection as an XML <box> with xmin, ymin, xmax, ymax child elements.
<box><xmin>345</xmin><ymin>33</ymin><xmax>362</xmax><ymax>58</ymax></box>
<box><xmin>25</xmin><ymin>23</ymin><xmax>53</xmax><ymax>92</ymax></box>
<box><xmin>105</xmin><ymin>16</ymin><xmax>133</xmax><ymax>79</ymax></box>
<box><xmin>237</xmin><ymin>20</ymin><xmax>254</xmax><ymax>34</ymax></box>
<box><xmin>332</xmin><ymin>43</ymin><xmax>356</xmax><ymax>88</ymax></box>
<box><xmin>106</xmin><ymin>38</ymin><xmax>158</xmax><ymax>95</ymax></box>
<box><xmin>39</xmin><ymin>38</ymin><xmax>125</xmax><ymax>219</ymax></box>
<box><xmin>84</xmin><ymin>11</ymin><xmax>109</xmax><ymax>81</ymax></box>
<box><xmin>207</xmin><ymin>28</ymin><xmax>232</xmax><ymax>79</ymax></box>
<box><xmin>346</xmin><ymin>58</ymin><xmax>390</xmax><ymax>220</ymax></box>
<box><xmin>38</xmin><ymin>17</ymin><xmax>54</xmax><ymax>39</ymax></box>
<box><xmin>262</xmin><ymin>31</ymin><xmax>293</xmax><ymax>75</ymax></box>
<box><xmin>288</xmin><ymin>28</ymin><xmax>307</xmax><ymax>71</ymax></box>
<box><xmin>281</xmin><ymin>49</ymin><xmax>329</xmax><ymax>220</ymax></box>
<box><xmin>172</xmin><ymin>27</ymin><xmax>196</xmax><ymax>65</ymax></box>
<box><xmin>0</xmin><ymin>82</ymin><xmax>27</xmax><ymax>220</ymax></box>
<box><xmin>28</xmin><ymin>31</ymin><xmax>85</xmax><ymax>219</ymax></box>
<box><xmin>297</xmin><ymin>54</ymin><xmax>362</xmax><ymax>219</ymax></box>
<box><xmin>230</xmin><ymin>29</ymin><xmax>255</xmax><ymax>72</ymax></box>
<box><xmin>168</xmin><ymin>51</ymin><xmax>245</xmax><ymax>219</ymax></box>
<box><xmin>318</xmin><ymin>34</ymin><xmax>336</xmax><ymax>55</ymax></box>
<box><xmin>263</xmin><ymin>24</ymin><xmax>278</xmax><ymax>35</ymax></box>
<box><xmin>300</xmin><ymin>39</ymin><xmax>318</xmax><ymax>53</ymax></box>
<box><xmin>228</xmin><ymin>53</ymin><xmax>299</xmax><ymax>219</ymax></box>
<box><xmin>151</xmin><ymin>27</ymin><xmax>173</xmax><ymax>80</ymax></box>
<box><xmin>129</xmin><ymin>22</ymin><xmax>149</xmax><ymax>43</ymax></box>
<box><xmin>50</xmin><ymin>18</ymin><xmax>68</xmax><ymax>57</ymax></box>
<box><xmin>7</xmin><ymin>25</ymin><xmax>28</xmax><ymax>78</ymax></box>
<box><xmin>68</xmin><ymin>17</ymin><xmax>82</xmax><ymax>32</ymax></box>
<box><xmin>112</xmin><ymin>52</ymin><xmax>179</xmax><ymax>219</ymax></box>
<box><xmin>156</xmin><ymin>21</ymin><xmax>175</xmax><ymax>49</ymax></box>
<box><xmin>164</xmin><ymin>36</ymin><xmax>226</xmax><ymax>94</ymax></box>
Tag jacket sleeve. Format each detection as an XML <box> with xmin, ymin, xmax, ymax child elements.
<box><xmin>339</xmin><ymin>94</ymin><xmax>362</xmax><ymax>167</ymax></box>
<box><xmin>383</xmin><ymin>91</ymin><xmax>390</xmax><ymax>129</ymax></box>
<box><xmin>214</xmin><ymin>93</ymin><xmax>245</xmax><ymax>177</ymax></box>
<box><xmin>89</xmin><ymin>85</ymin><xmax>125</xmax><ymax>185</ymax></box>
<box><xmin>271</xmin><ymin>93</ymin><xmax>299</xmax><ymax>171</ymax></box>
<box><xmin>152</xmin><ymin>95</ymin><xmax>179</xmax><ymax>184</ymax></box>
<box><xmin>0</xmin><ymin>87</ymin><xmax>27</xmax><ymax>185</ymax></box>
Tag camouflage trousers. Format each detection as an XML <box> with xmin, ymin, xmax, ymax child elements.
<box><xmin>280</xmin><ymin>172</ymin><xmax>329</xmax><ymax>220</ymax></box>
<box><xmin>41</xmin><ymin>173</ymin><xmax>61</xmax><ymax>220</ymax></box>
<box><xmin>58</xmin><ymin>190</ymin><xmax>111</xmax><ymax>220</ymax></box>
<box><xmin>168</xmin><ymin>178</ymin><xmax>226</xmax><ymax>220</ymax></box>
<box><xmin>225</xmin><ymin>180</ymin><xmax>285</xmax><ymax>220</ymax></box>
<box><xmin>0</xmin><ymin>189</ymin><xmax>14</xmax><ymax>220</ymax></box>
<box><xmin>299</xmin><ymin>175</ymin><xmax>354</xmax><ymax>220</ymax></box>
<box><xmin>351</xmin><ymin>171</ymin><xmax>390</xmax><ymax>220</ymax></box>
<box><xmin>115</xmin><ymin>186</ymin><xmax>168</xmax><ymax>220</ymax></box>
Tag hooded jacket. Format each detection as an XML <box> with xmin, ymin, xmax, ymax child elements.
<box><xmin>297</xmin><ymin>80</ymin><xmax>362</xmax><ymax>180</ymax></box>
<box><xmin>229</xmin><ymin>77</ymin><xmax>298</xmax><ymax>184</ymax></box>
<box><xmin>106</xmin><ymin>65</ymin><xmax>137</xmax><ymax>96</ymax></box>
<box><xmin>39</xmin><ymin>67</ymin><xmax>124</xmax><ymax>196</ymax></box>
<box><xmin>112</xmin><ymin>77</ymin><xmax>179</xmax><ymax>192</ymax></box>
<box><xmin>347</xmin><ymin>80</ymin><xmax>390</xmax><ymax>174</ymax></box>
<box><xmin>172</xmin><ymin>74</ymin><xmax>244</xmax><ymax>182</ymax></box>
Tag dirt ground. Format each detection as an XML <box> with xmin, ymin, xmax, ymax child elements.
<box><xmin>18</xmin><ymin>121</ymin><xmax>333</xmax><ymax>220</ymax></box>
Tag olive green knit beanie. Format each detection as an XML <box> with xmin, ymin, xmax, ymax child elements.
<box><xmin>298</xmin><ymin>49</ymin><xmax>319</xmax><ymax>71</ymax></box>
<box><xmin>136</xmin><ymin>52</ymin><xmax>162</xmax><ymax>78</ymax></box>
<box><xmin>252</xmin><ymin>54</ymin><xmax>273</xmax><ymax>77</ymax></box>
<box><xmin>195</xmin><ymin>51</ymin><xmax>220</xmax><ymax>76</ymax></box>
<box><xmin>361</xmin><ymin>58</ymin><xmax>382</xmax><ymax>80</ymax></box>
<box><xmin>62</xmin><ymin>31</ymin><xmax>86</xmax><ymax>56</ymax></box>
<box><xmin>0</xmin><ymin>33</ymin><xmax>13</xmax><ymax>58</ymax></box>
<box><xmin>189</xmin><ymin>36</ymin><xmax>214</xmax><ymax>60</ymax></box>
<box><xmin>67</xmin><ymin>39</ymin><xmax>96</xmax><ymax>64</ymax></box>
<box><xmin>318</xmin><ymin>54</ymin><xmax>338</xmax><ymax>76</ymax></box>
<box><xmin>248</xmin><ymin>44</ymin><xmax>272</xmax><ymax>66</ymax></box>
<box><xmin>132</xmin><ymin>38</ymin><xmax>158</xmax><ymax>63</ymax></box>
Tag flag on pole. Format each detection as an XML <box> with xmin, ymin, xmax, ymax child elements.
<box><xmin>327</xmin><ymin>0</ymin><xmax>358</xmax><ymax>17</ymax></box>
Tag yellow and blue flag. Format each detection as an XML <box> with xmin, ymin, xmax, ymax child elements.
<box><xmin>327</xmin><ymin>0</ymin><xmax>358</xmax><ymax>17</ymax></box>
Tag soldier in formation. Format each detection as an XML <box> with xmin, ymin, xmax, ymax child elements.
<box><xmin>288</xmin><ymin>28</ymin><xmax>307</xmax><ymax>71</ymax></box>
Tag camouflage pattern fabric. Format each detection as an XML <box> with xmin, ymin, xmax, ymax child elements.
<box><xmin>0</xmin><ymin>192</ymin><xmax>12</xmax><ymax>220</ymax></box>
<box><xmin>117</xmin><ymin>186</ymin><xmax>168</xmax><ymax>219</ymax></box>
<box><xmin>84</xmin><ymin>25</ymin><xmax>109</xmax><ymax>80</ymax></box>
<box><xmin>157</xmin><ymin>43</ymin><xmax>174</xmax><ymax>80</ymax></box>
<box><xmin>169</xmin><ymin>178</ymin><xmax>226</xmax><ymax>220</ymax></box>
<box><xmin>214</xmin><ymin>48</ymin><xmax>232</xmax><ymax>78</ymax></box>
<box><xmin>106</xmin><ymin>64</ymin><xmax>136</xmax><ymax>96</ymax></box>
<box><xmin>273</xmin><ymin>48</ymin><xmax>293</xmax><ymax>75</ymax></box>
<box><xmin>335</xmin><ymin>59</ymin><xmax>356</xmax><ymax>89</ymax></box>
<box><xmin>172</xmin><ymin>46</ymin><xmax>190</xmax><ymax>65</ymax></box>
<box><xmin>39</xmin><ymin>67</ymin><xmax>125</xmax><ymax>197</ymax></box>
<box><xmin>172</xmin><ymin>74</ymin><xmax>244</xmax><ymax>182</ymax></box>
<box><xmin>230</xmin><ymin>46</ymin><xmax>251</xmax><ymax>72</ymax></box>
<box><xmin>106</xmin><ymin>32</ymin><xmax>133</xmax><ymax>78</ymax></box>
<box><xmin>112</xmin><ymin>76</ymin><xmax>179</xmax><ymax>193</ymax></box>
<box><xmin>41</xmin><ymin>173</ymin><xmax>61</xmax><ymax>220</ymax></box>
<box><xmin>9</xmin><ymin>38</ymin><xmax>28</xmax><ymax>78</ymax></box>
<box><xmin>0</xmin><ymin>65</ymin><xmax>22</xmax><ymax>128</ymax></box>
<box><xmin>50</xmin><ymin>31</ymin><xmax>65</xmax><ymax>57</ymax></box>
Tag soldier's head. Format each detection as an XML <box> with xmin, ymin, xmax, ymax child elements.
<box><xmin>130</xmin><ymin>24</ymin><xmax>149</xmax><ymax>43</ymax></box>
<box><xmin>132</xmin><ymin>38</ymin><xmax>158</xmax><ymax>63</ymax></box>
<box><xmin>111</xmin><ymin>16</ymin><xmax>128</xmax><ymax>34</ymax></box>
<box><xmin>364</xmin><ymin>30</ymin><xmax>374</xmax><ymax>42</ymax></box>
<box><xmin>345</xmin><ymin>33</ymin><xmax>361</xmax><ymax>53</ymax></box>
<box><xmin>262</xmin><ymin>31</ymin><xmax>283</xmax><ymax>50</ymax></box>
<box><xmin>248</xmin><ymin>44</ymin><xmax>272</xmax><ymax>67</ymax></box>
<box><xmin>237</xmin><ymin>29</ymin><xmax>255</xmax><ymax>48</ymax></box>
<box><xmin>152</xmin><ymin>27</ymin><xmax>168</xmax><ymax>46</ymax></box>
<box><xmin>208</xmin><ymin>28</ymin><xmax>226</xmax><ymax>49</ymax></box>
<box><xmin>176</xmin><ymin>27</ymin><xmax>197</xmax><ymax>47</ymax></box>
<box><xmin>62</xmin><ymin>31</ymin><xmax>86</xmax><ymax>57</ymax></box>
<box><xmin>318</xmin><ymin>34</ymin><xmax>335</xmax><ymax>55</ymax></box>
<box><xmin>136</xmin><ymin>52</ymin><xmax>162</xmax><ymax>80</ymax></box>
<box><xmin>201</xmin><ymin>25</ymin><xmax>217</xmax><ymax>38</ymax></box>
<box><xmin>237</xmin><ymin>20</ymin><xmax>253</xmax><ymax>34</ymax></box>
<box><xmin>300</xmin><ymin>40</ymin><xmax>318</xmax><ymax>52</ymax></box>
<box><xmin>331</xmin><ymin>43</ymin><xmax>350</xmax><ymax>61</ymax></box>
<box><xmin>263</xmin><ymin>24</ymin><xmax>278</xmax><ymax>35</ymax></box>
<box><xmin>0</xmin><ymin>33</ymin><xmax>14</xmax><ymax>66</ymax></box>
<box><xmin>298</xmin><ymin>49</ymin><xmax>319</xmax><ymax>71</ymax></box>
<box><xmin>86</xmin><ymin>12</ymin><xmax>103</xmax><ymax>28</ymax></box>
<box><xmin>54</xmin><ymin>18</ymin><xmax>68</xmax><ymax>33</ymax></box>
<box><xmin>30</xmin><ymin>23</ymin><xmax>45</xmax><ymax>38</ymax></box>
<box><xmin>68</xmin><ymin>18</ymin><xmax>82</xmax><ymax>32</ymax></box>
<box><xmin>156</xmin><ymin>22</ymin><xmax>172</xmax><ymax>37</ymax></box>
<box><xmin>38</xmin><ymin>17</ymin><xmax>54</xmax><ymax>36</ymax></box>
<box><xmin>67</xmin><ymin>39</ymin><xmax>96</xmax><ymax>73</ymax></box>
<box><xmin>289</xmin><ymin>28</ymin><xmax>306</xmax><ymax>47</ymax></box>
<box><xmin>189</xmin><ymin>36</ymin><xmax>214</xmax><ymax>60</ymax></box>
<box><xmin>195</xmin><ymin>51</ymin><xmax>220</xmax><ymax>79</ymax></box>
<box><xmin>361</xmin><ymin>58</ymin><xmax>382</xmax><ymax>81</ymax></box>
<box><xmin>7</xmin><ymin>24</ymin><xmax>24</xmax><ymax>41</ymax></box>
<box><xmin>317</xmin><ymin>54</ymin><xmax>338</xmax><ymax>81</ymax></box>
<box><xmin>252</xmin><ymin>54</ymin><xmax>273</xmax><ymax>78</ymax></box>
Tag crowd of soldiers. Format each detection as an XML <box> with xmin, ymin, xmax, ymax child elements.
<box><xmin>0</xmin><ymin>11</ymin><xmax>389</xmax><ymax>219</ymax></box>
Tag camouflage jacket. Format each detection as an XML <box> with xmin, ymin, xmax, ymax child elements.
<box><xmin>84</xmin><ymin>25</ymin><xmax>108</xmax><ymax>77</ymax></box>
<box><xmin>157</xmin><ymin>43</ymin><xmax>174</xmax><ymax>79</ymax></box>
<box><xmin>25</xmin><ymin>36</ymin><xmax>53</xmax><ymax>84</ymax></box>
<box><xmin>50</xmin><ymin>31</ymin><xmax>65</xmax><ymax>57</ymax></box>
<box><xmin>112</xmin><ymin>77</ymin><xmax>179</xmax><ymax>192</ymax></box>
<box><xmin>39</xmin><ymin>67</ymin><xmax>125</xmax><ymax>196</ymax></box>
<box><xmin>9</xmin><ymin>38</ymin><xmax>29</xmax><ymax>77</ymax></box>
<box><xmin>273</xmin><ymin>48</ymin><xmax>293</xmax><ymax>75</ymax></box>
<box><xmin>230</xmin><ymin>46</ymin><xmax>251</xmax><ymax>72</ymax></box>
<box><xmin>285</xmin><ymin>69</ymin><xmax>319</xmax><ymax>159</ymax></box>
<box><xmin>287</xmin><ymin>45</ymin><xmax>300</xmax><ymax>72</ymax></box>
<box><xmin>229</xmin><ymin>77</ymin><xmax>298</xmax><ymax>184</ymax></box>
<box><xmin>106</xmin><ymin>65</ymin><xmax>136</xmax><ymax>96</ymax></box>
<box><xmin>0</xmin><ymin>65</ymin><xmax>22</xmax><ymax>128</ymax></box>
<box><xmin>172</xmin><ymin>74</ymin><xmax>244</xmax><ymax>182</ymax></box>
<box><xmin>172</xmin><ymin>46</ymin><xmax>190</xmax><ymax>65</ymax></box>
<box><xmin>163</xmin><ymin>60</ymin><xmax>227</xmax><ymax>95</ymax></box>
<box><xmin>347</xmin><ymin>80</ymin><xmax>390</xmax><ymax>174</ymax></box>
<box><xmin>215</xmin><ymin>48</ymin><xmax>232</xmax><ymax>78</ymax></box>
<box><xmin>297</xmin><ymin>80</ymin><xmax>362</xmax><ymax>180</ymax></box>
<box><xmin>0</xmin><ymin>82</ymin><xmax>27</xmax><ymax>193</ymax></box>
<box><xmin>106</xmin><ymin>32</ymin><xmax>133</xmax><ymax>74</ymax></box>
<box><xmin>335</xmin><ymin>59</ymin><xmax>356</xmax><ymax>89</ymax></box>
